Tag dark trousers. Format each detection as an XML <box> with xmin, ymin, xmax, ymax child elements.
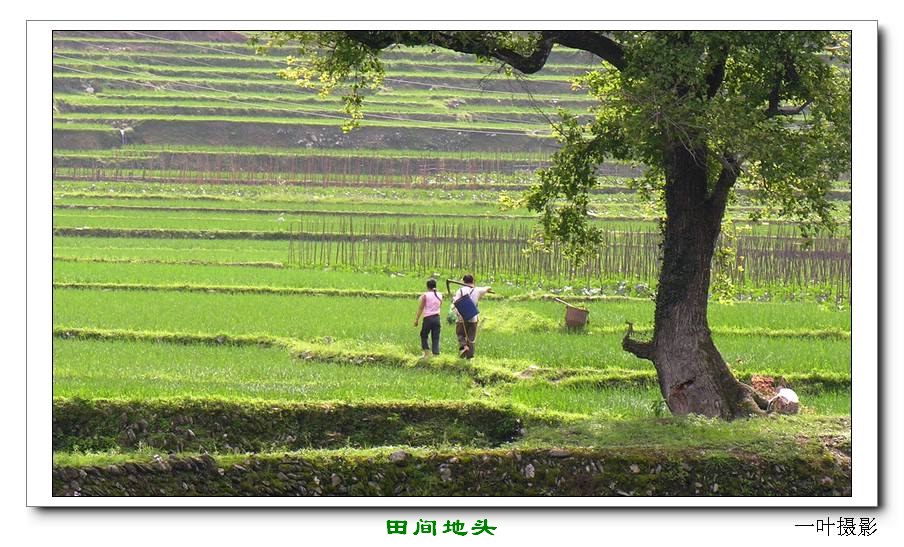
<box><xmin>455</xmin><ymin>320</ymin><xmax>479</xmax><ymax>359</ymax></box>
<box><xmin>420</xmin><ymin>315</ymin><xmax>441</xmax><ymax>355</ymax></box>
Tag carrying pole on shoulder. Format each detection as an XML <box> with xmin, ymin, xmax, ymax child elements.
<box><xmin>446</xmin><ymin>278</ymin><xmax>494</xmax><ymax>296</ymax></box>
<box><xmin>446</xmin><ymin>278</ymin><xmax>467</xmax><ymax>296</ymax></box>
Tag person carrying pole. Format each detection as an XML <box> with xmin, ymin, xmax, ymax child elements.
<box><xmin>448</xmin><ymin>274</ymin><xmax>492</xmax><ymax>359</ymax></box>
<box><xmin>414</xmin><ymin>278</ymin><xmax>443</xmax><ymax>358</ymax></box>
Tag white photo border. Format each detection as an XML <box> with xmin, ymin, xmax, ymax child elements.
<box><xmin>27</xmin><ymin>19</ymin><xmax>878</xmax><ymax>508</ymax></box>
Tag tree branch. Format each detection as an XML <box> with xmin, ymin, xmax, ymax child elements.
<box><xmin>622</xmin><ymin>322</ymin><xmax>654</xmax><ymax>361</ymax></box>
<box><xmin>769</xmin><ymin>99</ymin><xmax>813</xmax><ymax>117</ymax></box>
<box><xmin>344</xmin><ymin>31</ymin><xmax>625</xmax><ymax>74</ymax></box>
<box><xmin>623</xmin><ymin>337</ymin><xmax>655</xmax><ymax>361</ymax></box>
<box><xmin>706</xmin><ymin>153</ymin><xmax>740</xmax><ymax>230</ymax></box>
<box><xmin>764</xmin><ymin>57</ymin><xmax>811</xmax><ymax>118</ymax></box>
<box><xmin>765</xmin><ymin>81</ymin><xmax>781</xmax><ymax>117</ymax></box>
<box><xmin>435</xmin><ymin>31</ymin><xmax>557</xmax><ymax>74</ymax></box>
<box><xmin>705</xmin><ymin>45</ymin><xmax>729</xmax><ymax>98</ymax></box>
<box><xmin>342</xmin><ymin>31</ymin><xmax>399</xmax><ymax>50</ymax></box>
<box><xmin>551</xmin><ymin>31</ymin><xmax>625</xmax><ymax>70</ymax></box>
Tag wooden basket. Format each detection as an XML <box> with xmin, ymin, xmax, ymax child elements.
<box><xmin>555</xmin><ymin>298</ymin><xmax>590</xmax><ymax>329</ymax></box>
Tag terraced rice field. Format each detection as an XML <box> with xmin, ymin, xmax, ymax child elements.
<box><xmin>51</xmin><ymin>31</ymin><xmax>853</xmax><ymax>497</ymax></box>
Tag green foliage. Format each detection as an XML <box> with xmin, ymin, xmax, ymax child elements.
<box><xmin>53</xmin><ymin>397</ymin><xmax>522</xmax><ymax>452</ymax></box>
<box><xmin>712</xmin><ymin>219</ymin><xmax>743</xmax><ymax>303</ymax></box>
<box><xmin>524</xmin><ymin>111</ymin><xmax>606</xmax><ymax>262</ymax></box>
<box><xmin>531</xmin><ymin>31</ymin><xmax>851</xmax><ymax>258</ymax></box>
<box><xmin>649</xmin><ymin>398</ymin><xmax>669</xmax><ymax>417</ymax></box>
<box><xmin>53</xmin><ymin>434</ymin><xmax>851</xmax><ymax>497</ymax></box>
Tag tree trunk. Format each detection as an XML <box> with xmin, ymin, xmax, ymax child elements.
<box><xmin>623</xmin><ymin>142</ymin><xmax>767</xmax><ymax>419</ymax></box>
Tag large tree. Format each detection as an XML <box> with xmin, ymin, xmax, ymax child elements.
<box><xmin>254</xmin><ymin>31</ymin><xmax>851</xmax><ymax>419</ymax></box>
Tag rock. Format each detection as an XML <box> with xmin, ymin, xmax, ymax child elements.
<box><xmin>331</xmin><ymin>474</ymin><xmax>342</xmax><ymax>487</ymax></box>
<box><xmin>277</xmin><ymin>472</ymin><xmax>289</xmax><ymax>481</ymax></box>
<box><xmin>438</xmin><ymin>465</ymin><xmax>452</xmax><ymax>482</ymax></box>
<box><xmin>629</xmin><ymin>464</ymin><xmax>640</xmax><ymax>474</ymax></box>
<box><xmin>523</xmin><ymin>464</ymin><xmax>535</xmax><ymax>479</ymax></box>
<box><xmin>389</xmin><ymin>450</ymin><xmax>410</xmax><ymax>463</ymax></box>
<box><xmin>169</xmin><ymin>459</ymin><xmax>191</xmax><ymax>472</ymax></box>
<box><xmin>768</xmin><ymin>388</ymin><xmax>800</xmax><ymax>414</ymax></box>
<box><xmin>548</xmin><ymin>449</ymin><xmax>570</xmax><ymax>458</ymax></box>
<box><xmin>447</xmin><ymin>457</ymin><xmax>460</xmax><ymax>464</ymax></box>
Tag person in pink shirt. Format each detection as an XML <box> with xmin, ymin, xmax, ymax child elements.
<box><xmin>414</xmin><ymin>278</ymin><xmax>443</xmax><ymax>358</ymax></box>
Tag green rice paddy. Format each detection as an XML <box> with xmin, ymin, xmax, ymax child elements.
<box><xmin>50</xmin><ymin>32</ymin><xmax>853</xmax><ymax>489</ymax></box>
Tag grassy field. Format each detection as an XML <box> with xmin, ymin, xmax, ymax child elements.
<box><xmin>52</xmin><ymin>287</ymin><xmax>851</xmax><ymax>375</ymax></box>
<box><xmin>54</xmin><ymin>338</ymin><xmax>477</xmax><ymax>402</ymax></box>
<box><xmin>50</xmin><ymin>32</ymin><xmax>853</xmax><ymax>497</ymax></box>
